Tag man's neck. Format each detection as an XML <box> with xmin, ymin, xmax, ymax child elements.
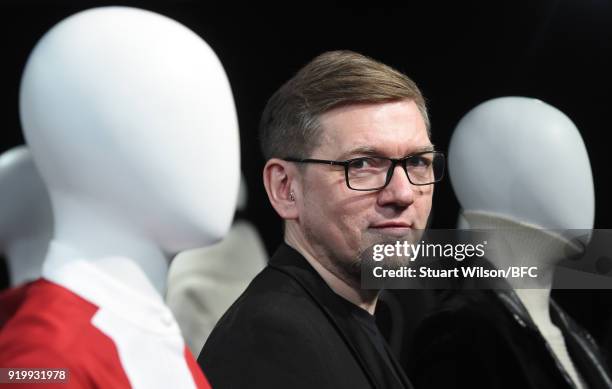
<box><xmin>284</xmin><ymin>232</ymin><xmax>379</xmax><ymax>314</ymax></box>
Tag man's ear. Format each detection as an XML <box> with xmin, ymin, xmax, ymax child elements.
<box><xmin>263</xmin><ymin>158</ymin><xmax>299</xmax><ymax>220</ymax></box>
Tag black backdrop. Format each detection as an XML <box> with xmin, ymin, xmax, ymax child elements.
<box><xmin>1</xmin><ymin>1</ymin><xmax>612</xmax><ymax>343</ymax></box>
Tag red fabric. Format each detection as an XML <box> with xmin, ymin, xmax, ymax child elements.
<box><xmin>0</xmin><ymin>279</ymin><xmax>212</xmax><ymax>388</ymax></box>
<box><xmin>0</xmin><ymin>283</ymin><xmax>30</xmax><ymax>328</ymax></box>
<box><xmin>0</xmin><ymin>279</ymin><xmax>132</xmax><ymax>388</ymax></box>
<box><xmin>184</xmin><ymin>346</ymin><xmax>212</xmax><ymax>389</ymax></box>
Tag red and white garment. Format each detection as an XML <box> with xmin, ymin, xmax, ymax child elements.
<box><xmin>0</xmin><ymin>242</ymin><xmax>211</xmax><ymax>389</ymax></box>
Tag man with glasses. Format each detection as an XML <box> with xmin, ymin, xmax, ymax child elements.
<box><xmin>198</xmin><ymin>50</ymin><xmax>443</xmax><ymax>389</ymax></box>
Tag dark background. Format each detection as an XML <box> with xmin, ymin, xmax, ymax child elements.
<box><xmin>1</xmin><ymin>1</ymin><xmax>611</xmax><ymax>343</ymax></box>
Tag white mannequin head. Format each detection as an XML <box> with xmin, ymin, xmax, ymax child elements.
<box><xmin>450</xmin><ymin>97</ymin><xmax>596</xmax><ymax>331</ymax></box>
<box><xmin>449</xmin><ymin>96</ymin><xmax>595</xmax><ymax>289</ymax></box>
<box><xmin>0</xmin><ymin>146</ymin><xmax>53</xmax><ymax>286</ymax></box>
<box><xmin>19</xmin><ymin>7</ymin><xmax>240</xmax><ymax>290</ymax></box>
<box><xmin>449</xmin><ymin>96</ymin><xmax>594</xmax><ymax>231</ymax></box>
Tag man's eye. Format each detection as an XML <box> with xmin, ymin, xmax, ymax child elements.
<box><xmin>351</xmin><ymin>158</ymin><xmax>370</xmax><ymax>169</ymax></box>
<box><xmin>351</xmin><ymin>158</ymin><xmax>381</xmax><ymax>169</ymax></box>
<box><xmin>407</xmin><ymin>156</ymin><xmax>431</xmax><ymax>167</ymax></box>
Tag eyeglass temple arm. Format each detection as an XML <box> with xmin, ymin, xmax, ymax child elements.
<box><xmin>283</xmin><ymin>158</ymin><xmax>346</xmax><ymax>166</ymax></box>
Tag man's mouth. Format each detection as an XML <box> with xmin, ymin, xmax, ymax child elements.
<box><xmin>369</xmin><ymin>222</ymin><xmax>413</xmax><ymax>237</ymax></box>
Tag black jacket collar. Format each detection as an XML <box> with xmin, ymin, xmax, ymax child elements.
<box><xmin>268</xmin><ymin>243</ymin><xmax>413</xmax><ymax>389</ymax></box>
<box><xmin>494</xmin><ymin>288</ymin><xmax>612</xmax><ymax>389</ymax></box>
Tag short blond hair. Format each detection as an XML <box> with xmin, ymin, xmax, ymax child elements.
<box><xmin>259</xmin><ymin>50</ymin><xmax>429</xmax><ymax>160</ymax></box>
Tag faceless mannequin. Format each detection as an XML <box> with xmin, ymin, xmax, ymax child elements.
<box><xmin>0</xmin><ymin>146</ymin><xmax>52</xmax><ymax>286</ymax></box>
<box><xmin>167</xmin><ymin>173</ymin><xmax>267</xmax><ymax>355</ymax></box>
<box><xmin>449</xmin><ymin>96</ymin><xmax>594</xmax><ymax>389</ymax></box>
<box><xmin>5</xmin><ymin>6</ymin><xmax>239</xmax><ymax>388</ymax></box>
<box><xmin>20</xmin><ymin>7</ymin><xmax>240</xmax><ymax>293</ymax></box>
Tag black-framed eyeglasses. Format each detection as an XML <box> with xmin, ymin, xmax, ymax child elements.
<box><xmin>283</xmin><ymin>151</ymin><xmax>445</xmax><ymax>191</ymax></box>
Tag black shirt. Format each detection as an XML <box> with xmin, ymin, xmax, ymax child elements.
<box><xmin>351</xmin><ymin>305</ymin><xmax>406</xmax><ymax>388</ymax></box>
<box><xmin>199</xmin><ymin>243</ymin><xmax>414</xmax><ymax>389</ymax></box>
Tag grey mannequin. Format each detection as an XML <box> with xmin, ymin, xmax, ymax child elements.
<box><xmin>0</xmin><ymin>146</ymin><xmax>52</xmax><ymax>287</ymax></box>
<box><xmin>449</xmin><ymin>96</ymin><xmax>595</xmax><ymax>388</ymax></box>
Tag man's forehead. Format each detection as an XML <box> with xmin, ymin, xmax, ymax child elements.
<box><xmin>316</xmin><ymin>100</ymin><xmax>431</xmax><ymax>158</ymax></box>
<box><xmin>319</xmin><ymin>99</ymin><xmax>422</xmax><ymax>126</ymax></box>
<box><xmin>337</xmin><ymin>144</ymin><xmax>435</xmax><ymax>158</ymax></box>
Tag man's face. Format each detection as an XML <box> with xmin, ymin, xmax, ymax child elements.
<box><xmin>297</xmin><ymin>99</ymin><xmax>434</xmax><ymax>278</ymax></box>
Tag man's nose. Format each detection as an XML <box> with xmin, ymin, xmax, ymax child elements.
<box><xmin>376</xmin><ymin>164</ymin><xmax>416</xmax><ymax>208</ymax></box>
